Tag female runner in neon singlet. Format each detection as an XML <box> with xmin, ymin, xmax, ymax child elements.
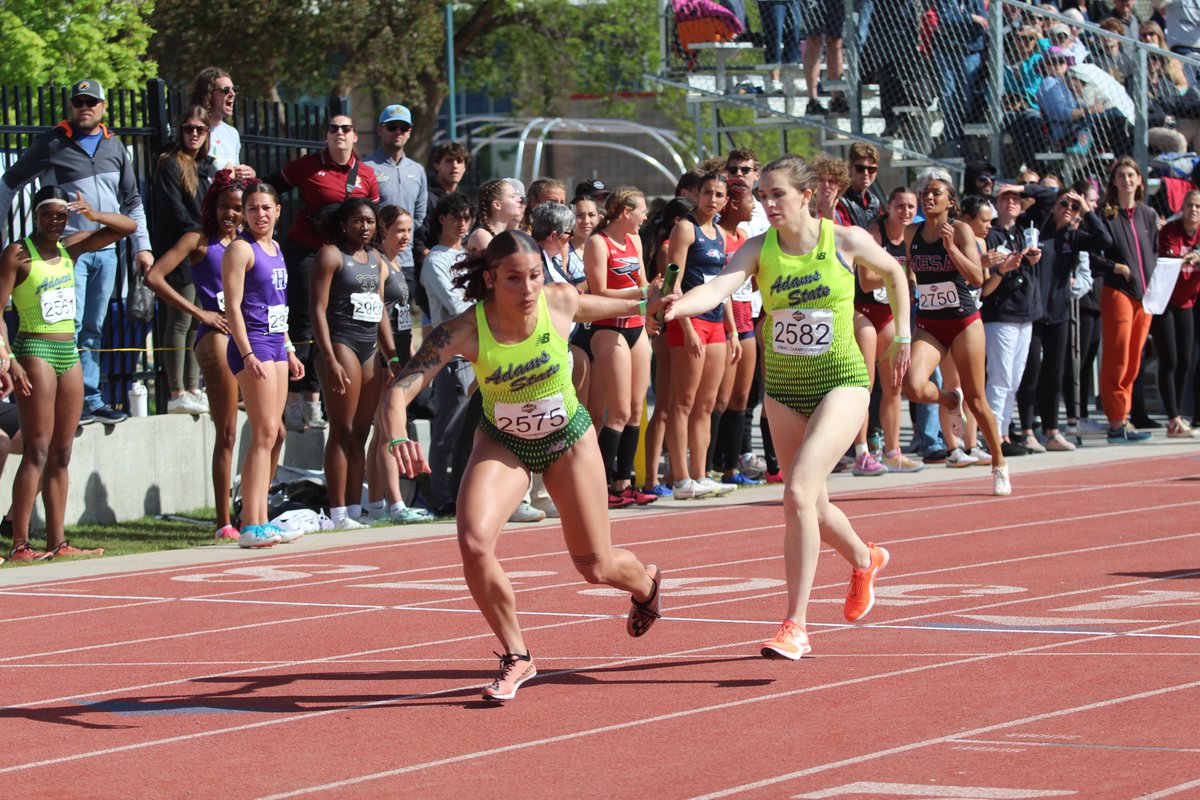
<box><xmin>145</xmin><ymin>170</ymin><xmax>247</xmax><ymax>542</ymax></box>
<box><xmin>382</xmin><ymin>230</ymin><xmax>671</xmax><ymax>701</ymax></box>
<box><xmin>666</xmin><ymin>154</ymin><xmax>911</xmax><ymax>660</ymax></box>
<box><xmin>902</xmin><ymin>168</ymin><xmax>1010</xmax><ymax>496</ymax></box>
<box><xmin>0</xmin><ymin>186</ymin><xmax>135</xmax><ymax>561</ymax></box>
<box><xmin>584</xmin><ymin>187</ymin><xmax>657</xmax><ymax>507</ymax></box>
<box><xmin>223</xmin><ymin>183</ymin><xmax>306</xmax><ymax>548</ymax></box>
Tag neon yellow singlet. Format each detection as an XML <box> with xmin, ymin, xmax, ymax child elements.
<box><xmin>12</xmin><ymin>238</ymin><xmax>77</xmax><ymax>335</ymax></box>
<box><xmin>472</xmin><ymin>293</ymin><xmax>580</xmax><ymax>440</ymax></box>
<box><xmin>758</xmin><ymin>218</ymin><xmax>868</xmax><ymax>416</ymax></box>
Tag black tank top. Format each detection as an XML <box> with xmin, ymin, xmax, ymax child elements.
<box><xmin>327</xmin><ymin>248</ymin><xmax>384</xmax><ymax>339</ymax></box>
<box><xmin>855</xmin><ymin>230</ymin><xmax>907</xmax><ymax>307</ymax></box>
<box><xmin>382</xmin><ymin>259</ymin><xmax>412</xmax><ymax>336</ymax></box>
<box><xmin>908</xmin><ymin>224</ymin><xmax>978</xmax><ymax>320</ymax></box>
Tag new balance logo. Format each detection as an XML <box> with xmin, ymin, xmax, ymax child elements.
<box><xmin>537</xmin><ymin>332</ymin><xmax>551</xmax><ymax>344</ymax></box>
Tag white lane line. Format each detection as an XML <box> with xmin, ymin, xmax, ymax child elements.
<box><xmin>0</xmin><ymin>591</ymin><xmax>171</xmax><ymax>601</ymax></box>
<box><xmin>254</xmin><ymin>618</ymin><xmax>1200</xmax><ymax>800</ymax></box>
<box><xmin>1130</xmin><ymin>779</ymin><xmax>1200</xmax><ymax>799</ymax></box>
<box><xmin>684</xmin><ymin>679</ymin><xmax>1200</xmax><ymax>799</ymax></box>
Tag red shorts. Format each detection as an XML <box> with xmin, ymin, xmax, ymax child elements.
<box><xmin>667</xmin><ymin>317</ymin><xmax>727</xmax><ymax>347</ymax></box>
<box><xmin>732</xmin><ymin>299</ymin><xmax>754</xmax><ymax>334</ymax></box>
<box><xmin>856</xmin><ymin>303</ymin><xmax>893</xmax><ymax>334</ymax></box>
<box><xmin>916</xmin><ymin>311</ymin><xmax>981</xmax><ymax>350</ymax></box>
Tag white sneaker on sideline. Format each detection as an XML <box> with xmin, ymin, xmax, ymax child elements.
<box><xmin>187</xmin><ymin>390</ymin><xmax>210</xmax><ymax>413</ymax></box>
<box><xmin>673</xmin><ymin>478</ymin><xmax>714</xmax><ymax>499</ymax></box>
<box><xmin>337</xmin><ymin>516</ymin><xmax>368</xmax><ymax>530</ymax></box>
<box><xmin>945</xmin><ymin>447</ymin><xmax>979</xmax><ymax>468</ymax></box>
<box><xmin>509</xmin><ymin>502</ymin><xmax>546</xmax><ymax>523</ymax></box>
<box><xmin>167</xmin><ymin>394</ymin><xmax>207</xmax><ymax>415</ymax></box>
<box><xmin>697</xmin><ymin>477</ymin><xmax>736</xmax><ymax>496</ymax></box>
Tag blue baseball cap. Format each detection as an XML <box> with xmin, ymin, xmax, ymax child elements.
<box><xmin>379</xmin><ymin>104</ymin><xmax>412</xmax><ymax>126</ymax></box>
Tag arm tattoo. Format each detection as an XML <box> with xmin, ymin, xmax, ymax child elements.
<box><xmin>391</xmin><ymin>323</ymin><xmax>456</xmax><ymax>390</ymax></box>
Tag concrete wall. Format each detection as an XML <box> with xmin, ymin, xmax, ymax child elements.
<box><xmin>0</xmin><ymin>413</ymin><xmax>431</xmax><ymax>525</ymax></box>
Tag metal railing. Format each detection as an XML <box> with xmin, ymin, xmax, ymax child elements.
<box><xmin>1</xmin><ymin>80</ymin><xmax>342</xmax><ymax>413</ymax></box>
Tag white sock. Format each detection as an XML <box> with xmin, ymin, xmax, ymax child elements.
<box><xmin>331</xmin><ymin>506</ymin><xmax>347</xmax><ymax>524</ymax></box>
<box><xmin>348</xmin><ymin>503</ymin><xmax>362</xmax><ymax>519</ymax></box>
<box><xmin>389</xmin><ymin>502</ymin><xmax>407</xmax><ymax>516</ymax></box>
<box><xmin>854</xmin><ymin>443</ymin><xmax>868</xmax><ymax>457</ymax></box>
<box><xmin>367</xmin><ymin>500</ymin><xmax>387</xmax><ymax>520</ymax></box>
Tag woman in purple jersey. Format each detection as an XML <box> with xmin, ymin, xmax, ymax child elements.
<box><xmin>223</xmin><ymin>183</ymin><xmax>306</xmax><ymax>548</ymax></box>
<box><xmin>146</xmin><ymin>171</ymin><xmax>249</xmax><ymax>542</ymax></box>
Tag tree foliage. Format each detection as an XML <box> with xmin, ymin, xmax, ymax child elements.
<box><xmin>0</xmin><ymin>0</ymin><xmax>156</xmax><ymax>88</ymax></box>
<box><xmin>148</xmin><ymin>0</ymin><xmax>657</xmax><ymax>162</ymax></box>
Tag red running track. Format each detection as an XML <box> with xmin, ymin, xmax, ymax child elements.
<box><xmin>2</xmin><ymin>454</ymin><xmax>1199</xmax><ymax>799</ymax></box>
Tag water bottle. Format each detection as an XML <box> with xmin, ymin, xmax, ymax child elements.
<box><xmin>127</xmin><ymin>380</ymin><xmax>148</xmax><ymax>417</ymax></box>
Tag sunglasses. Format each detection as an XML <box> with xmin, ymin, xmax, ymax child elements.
<box><xmin>853</xmin><ymin>163</ymin><xmax>879</xmax><ymax>174</ymax></box>
<box><xmin>385</xmin><ymin>122</ymin><xmax>412</xmax><ymax>133</ymax></box>
<box><xmin>71</xmin><ymin>97</ymin><xmax>101</xmax><ymax>109</ymax></box>
<box><xmin>180</xmin><ymin>124</ymin><xmax>209</xmax><ymax>135</ymax></box>
<box><xmin>216</xmin><ymin>85</ymin><xmax>240</xmax><ymax>95</ymax></box>
<box><xmin>727</xmin><ymin>165</ymin><xmax>754</xmax><ymax>176</ymax></box>
<box><xmin>1059</xmin><ymin>199</ymin><xmax>1082</xmax><ymax>211</ymax></box>
<box><xmin>328</xmin><ymin>124</ymin><xmax>354</xmax><ymax>134</ymax></box>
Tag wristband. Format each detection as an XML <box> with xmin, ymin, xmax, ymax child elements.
<box><xmin>388</xmin><ymin>437</ymin><xmax>410</xmax><ymax>452</ymax></box>
<box><xmin>388</xmin><ymin>356</ymin><xmax>401</xmax><ymax>364</ymax></box>
<box><xmin>894</xmin><ymin>335</ymin><xmax>911</xmax><ymax>345</ymax></box>
<box><xmin>284</xmin><ymin>341</ymin><xmax>296</xmax><ymax>353</ymax></box>
<box><xmin>241</xmin><ymin>351</ymin><xmax>254</xmax><ymax>359</ymax></box>
<box><xmin>639</xmin><ymin>298</ymin><xmax>648</xmax><ymax>316</ymax></box>
<box><xmin>641</xmin><ymin>284</ymin><xmax>649</xmax><ymax>300</ymax></box>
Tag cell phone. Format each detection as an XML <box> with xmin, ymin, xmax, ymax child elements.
<box><xmin>656</xmin><ymin>262</ymin><xmax>681</xmax><ymax>323</ymax></box>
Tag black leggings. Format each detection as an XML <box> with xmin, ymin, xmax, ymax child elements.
<box><xmin>1152</xmin><ymin>304</ymin><xmax>1194</xmax><ymax>420</ymax></box>
<box><xmin>1018</xmin><ymin>320</ymin><xmax>1070</xmax><ymax>432</ymax></box>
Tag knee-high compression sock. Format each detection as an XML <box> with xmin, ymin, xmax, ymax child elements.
<box><xmin>615</xmin><ymin>425</ymin><xmax>641</xmax><ymax>484</ymax></box>
<box><xmin>717</xmin><ymin>409</ymin><xmax>746</xmax><ymax>472</ymax></box>
<box><xmin>707</xmin><ymin>410</ymin><xmax>722</xmax><ymax>473</ymax></box>
<box><xmin>762</xmin><ymin>413</ymin><xmax>779</xmax><ymax>473</ymax></box>
<box><xmin>598</xmin><ymin>426</ymin><xmax>621</xmax><ymax>484</ymax></box>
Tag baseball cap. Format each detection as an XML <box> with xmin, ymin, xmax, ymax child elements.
<box><xmin>573</xmin><ymin>179</ymin><xmax>609</xmax><ymax>201</ymax></box>
<box><xmin>378</xmin><ymin>104</ymin><xmax>412</xmax><ymax>126</ymax></box>
<box><xmin>70</xmin><ymin>79</ymin><xmax>105</xmax><ymax>101</ymax></box>
<box><xmin>1048</xmin><ymin>23</ymin><xmax>1070</xmax><ymax>39</ymax></box>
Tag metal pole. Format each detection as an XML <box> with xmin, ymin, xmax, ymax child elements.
<box><xmin>989</xmin><ymin>0</ymin><xmax>1004</xmax><ymax>172</ymax></box>
<box><xmin>1132</xmin><ymin>47</ymin><xmax>1148</xmax><ymax>168</ymax></box>
<box><xmin>446</xmin><ymin>3</ymin><xmax>457</xmax><ymax>141</ymax></box>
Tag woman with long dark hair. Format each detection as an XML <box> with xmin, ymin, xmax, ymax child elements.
<box><xmin>146</xmin><ymin>170</ymin><xmax>249</xmax><ymax>541</ymax></box>
<box><xmin>151</xmin><ymin>105</ymin><xmax>217</xmax><ymax>415</ymax></box>
<box><xmin>903</xmin><ymin>168</ymin><xmax>1009</xmax><ymax>495</ymax></box>
<box><xmin>381</xmin><ymin>229</ymin><xmax>671</xmax><ymax>701</ymax></box>
<box><xmin>1089</xmin><ymin>157</ymin><xmax>1160</xmax><ymax>443</ymax></box>
<box><xmin>0</xmin><ymin>187</ymin><xmax>135</xmax><ymax>560</ymax></box>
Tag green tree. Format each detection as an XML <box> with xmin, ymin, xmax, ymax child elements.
<box><xmin>0</xmin><ymin>0</ymin><xmax>156</xmax><ymax>88</ymax></box>
<box><xmin>149</xmin><ymin>0</ymin><xmax>658</xmax><ymax>163</ymax></box>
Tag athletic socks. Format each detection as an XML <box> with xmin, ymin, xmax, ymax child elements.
<box><xmin>388</xmin><ymin>502</ymin><xmax>408</xmax><ymax>516</ymax></box>
<box><xmin>716</xmin><ymin>409</ymin><xmax>746</xmax><ymax>472</ymax></box>
<box><xmin>598</xmin><ymin>426</ymin><xmax>621</xmax><ymax>484</ymax></box>
<box><xmin>615</xmin><ymin>425</ymin><xmax>641</xmax><ymax>483</ymax></box>
<box><xmin>331</xmin><ymin>506</ymin><xmax>348</xmax><ymax>525</ymax></box>
<box><xmin>366</xmin><ymin>499</ymin><xmax>388</xmax><ymax>520</ymax></box>
<box><xmin>854</xmin><ymin>442</ymin><xmax>868</xmax><ymax>457</ymax></box>
<box><xmin>348</xmin><ymin>503</ymin><xmax>362</xmax><ymax>520</ymax></box>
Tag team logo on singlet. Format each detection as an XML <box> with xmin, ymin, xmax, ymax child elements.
<box><xmin>612</xmin><ymin>256</ymin><xmax>640</xmax><ymax>276</ymax></box>
<box><xmin>485</xmin><ymin>351</ymin><xmax>560</xmax><ymax>391</ymax></box>
<box><xmin>272</xmin><ymin>268</ymin><xmax>288</xmax><ymax>290</ymax></box>
<box><xmin>706</xmin><ymin>249</ymin><xmax>723</xmax><ymax>261</ymax></box>
<box><xmin>356</xmin><ymin>273</ymin><xmax>379</xmax><ymax>292</ymax></box>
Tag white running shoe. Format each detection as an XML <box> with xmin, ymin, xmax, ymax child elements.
<box><xmin>945</xmin><ymin>447</ymin><xmax>979</xmax><ymax>468</ymax></box>
<box><xmin>167</xmin><ymin>394</ymin><xmax>207</xmax><ymax>415</ymax></box>
<box><xmin>697</xmin><ymin>476</ymin><xmax>737</xmax><ymax>496</ymax></box>
<box><xmin>673</xmin><ymin>478</ymin><xmax>715</xmax><ymax>499</ymax></box>
<box><xmin>967</xmin><ymin>446</ymin><xmax>992</xmax><ymax>466</ymax></box>
<box><xmin>265</xmin><ymin>523</ymin><xmax>305</xmax><ymax>544</ymax></box>
<box><xmin>337</xmin><ymin>516</ymin><xmax>368</xmax><ymax>530</ymax></box>
<box><xmin>993</xmin><ymin>465</ymin><xmax>1012</xmax><ymax>496</ymax></box>
<box><xmin>509</xmin><ymin>502</ymin><xmax>546</xmax><ymax>523</ymax></box>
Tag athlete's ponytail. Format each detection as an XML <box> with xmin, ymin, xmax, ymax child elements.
<box><xmin>454</xmin><ymin>228</ymin><xmax>541</xmax><ymax>302</ymax></box>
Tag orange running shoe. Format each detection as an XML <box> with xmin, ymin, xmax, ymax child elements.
<box><xmin>46</xmin><ymin>541</ymin><xmax>104</xmax><ymax>559</ymax></box>
<box><xmin>626</xmin><ymin>564</ymin><xmax>662</xmax><ymax>637</ymax></box>
<box><xmin>844</xmin><ymin>543</ymin><xmax>889</xmax><ymax>622</ymax></box>
<box><xmin>482</xmin><ymin>651</ymin><xmax>537</xmax><ymax>701</ymax></box>
<box><xmin>760</xmin><ymin>619</ymin><xmax>811</xmax><ymax>660</ymax></box>
<box><xmin>7</xmin><ymin>544</ymin><xmax>49</xmax><ymax>562</ymax></box>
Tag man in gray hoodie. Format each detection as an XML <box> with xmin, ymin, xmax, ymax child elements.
<box><xmin>0</xmin><ymin>79</ymin><xmax>152</xmax><ymax>424</ymax></box>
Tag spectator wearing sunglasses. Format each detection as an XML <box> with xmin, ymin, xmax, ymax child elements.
<box><xmin>837</xmin><ymin>143</ymin><xmax>882</xmax><ymax>230</ymax></box>
<box><xmin>0</xmin><ymin>77</ymin><xmax>153</xmax><ymax>425</ymax></box>
<box><xmin>265</xmin><ymin>114</ymin><xmax>380</xmax><ymax>431</ymax></box>
<box><xmin>186</xmin><ymin>67</ymin><xmax>255</xmax><ymax>179</ymax></box>
<box><xmin>365</xmin><ymin>104</ymin><xmax>427</xmax><ymax>296</ymax></box>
